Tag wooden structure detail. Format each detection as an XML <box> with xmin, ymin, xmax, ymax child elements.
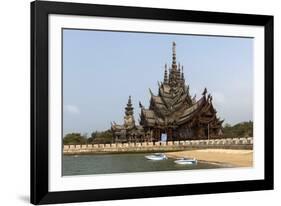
<box><xmin>112</xmin><ymin>42</ymin><xmax>223</xmax><ymax>142</ymax></box>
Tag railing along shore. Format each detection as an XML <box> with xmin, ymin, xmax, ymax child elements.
<box><xmin>63</xmin><ymin>137</ymin><xmax>253</xmax><ymax>155</ymax></box>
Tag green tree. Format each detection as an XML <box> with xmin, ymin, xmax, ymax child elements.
<box><xmin>63</xmin><ymin>133</ymin><xmax>87</xmax><ymax>145</ymax></box>
<box><xmin>87</xmin><ymin>131</ymin><xmax>97</xmax><ymax>144</ymax></box>
<box><xmin>90</xmin><ymin>129</ymin><xmax>113</xmax><ymax>144</ymax></box>
<box><xmin>223</xmin><ymin>121</ymin><xmax>253</xmax><ymax>138</ymax></box>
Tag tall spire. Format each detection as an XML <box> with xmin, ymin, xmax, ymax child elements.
<box><xmin>123</xmin><ymin>96</ymin><xmax>135</xmax><ymax>129</ymax></box>
<box><xmin>172</xmin><ymin>42</ymin><xmax>177</xmax><ymax>69</ymax></box>
<box><xmin>177</xmin><ymin>62</ymin><xmax>181</xmax><ymax>80</ymax></box>
<box><xmin>125</xmin><ymin>96</ymin><xmax>134</xmax><ymax>116</ymax></box>
<box><xmin>181</xmin><ymin>66</ymin><xmax>185</xmax><ymax>82</ymax></box>
<box><xmin>164</xmin><ymin>64</ymin><xmax>168</xmax><ymax>84</ymax></box>
<box><xmin>202</xmin><ymin>88</ymin><xmax>207</xmax><ymax>97</ymax></box>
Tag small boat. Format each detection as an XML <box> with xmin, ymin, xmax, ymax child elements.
<box><xmin>174</xmin><ymin>157</ymin><xmax>197</xmax><ymax>165</ymax></box>
<box><xmin>145</xmin><ymin>153</ymin><xmax>168</xmax><ymax>161</ymax></box>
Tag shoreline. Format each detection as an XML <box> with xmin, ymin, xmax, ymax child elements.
<box><xmin>63</xmin><ymin>147</ymin><xmax>253</xmax><ymax>168</ymax></box>
<box><xmin>165</xmin><ymin>149</ymin><xmax>253</xmax><ymax>167</ymax></box>
<box><xmin>64</xmin><ymin>144</ymin><xmax>253</xmax><ymax>156</ymax></box>
<box><xmin>63</xmin><ymin>149</ymin><xmax>184</xmax><ymax>156</ymax></box>
<box><xmin>63</xmin><ymin>146</ymin><xmax>252</xmax><ymax>156</ymax></box>
<box><xmin>63</xmin><ymin>138</ymin><xmax>253</xmax><ymax>155</ymax></box>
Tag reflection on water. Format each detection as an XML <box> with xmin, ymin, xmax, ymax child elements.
<box><xmin>63</xmin><ymin>153</ymin><xmax>226</xmax><ymax>176</ymax></box>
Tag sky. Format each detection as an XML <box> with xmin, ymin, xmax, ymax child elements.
<box><xmin>63</xmin><ymin>29</ymin><xmax>253</xmax><ymax>136</ymax></box>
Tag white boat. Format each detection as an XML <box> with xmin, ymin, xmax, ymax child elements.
<box><xmin>145</xmin><ymin>153</ymin><xmax>168</xmax><ymax>160</ymax></box>
<box><xmin>174</xmin><ymin>157</ymin><xmax>197</xmax><ymax>165</ymax></box>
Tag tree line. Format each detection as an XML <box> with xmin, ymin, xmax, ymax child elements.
<box><xmin>63</xmin><ymin>130</ymin><xmax>113</xmax><ymax>145</ymax></box>
<box><xmin>222</xmin><ymin>121</ymin><xmax>253</xmax><ymax>138</ymax></box>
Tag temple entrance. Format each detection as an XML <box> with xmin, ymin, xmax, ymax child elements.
<box><xmin>167</xmin><ymin>128</ymin><xmax>173</xmax><ymax>141</ymax></box>
<box><xmin>160</xmin><ymin>133</ymin><xmax>167</xmax><ymax>142</ymax></box>
<box><xmin>204</xmin><ymin>124</ymin><xmax>210</xmax><ymax>139</ymax></box>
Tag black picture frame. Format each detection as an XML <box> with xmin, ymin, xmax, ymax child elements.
<box><xmin>31</xmin><ymin>0</ymin><xmax>274</xmax><ymax>204</ymax></box>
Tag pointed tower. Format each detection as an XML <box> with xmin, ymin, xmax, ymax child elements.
<box><xmin>169</xmin><ymin>42</ymin><xmax>179</xmax><ymax>85</ymax></box>
<box><xmin>181</xmin><ymin>66</ymin><xmax>185</xmax><ymax>83</ymax></box>
<box><xmin>164</xmin><ymin>64</ymin><xmax>168</xmax><ymax>84</ymax></box>
<box><xmin>172</xmin><ymin>41</ymin><xmax>177</xmax><ymax>69</ymax></box>
<box><xmin>124</xmin><ymin>96</ymin><xmax>135</xmax><ymax>129</ymax></box>
<box><xmin>125</xmin><ymin>96</ymin><xmax>134</xmax><ymax>116</ymax></box>
<box><xmin>177</xmin><ymin>63</ymin><xmax>181</xmax><ymax>81</ymax></box>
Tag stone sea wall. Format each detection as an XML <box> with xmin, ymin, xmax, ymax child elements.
<box><xmin>63</xmin><ymin>137</ymin><xmax>253</xmax><ymax>155</ymax></box>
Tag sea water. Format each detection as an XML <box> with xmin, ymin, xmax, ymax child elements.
<box><xmin>63</xmin><ymin>153</ymin><xmax>225</xmax><ymax>176</ymax></box>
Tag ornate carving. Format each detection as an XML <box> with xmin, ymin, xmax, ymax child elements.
<box><xmin>112</xmin><ymin>42</ymin><xmax>223</xmax><ymax>142</ymax></box>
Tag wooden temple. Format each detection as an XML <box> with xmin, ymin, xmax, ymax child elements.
<box><xmin>111</xmin><ymin>96</ymin><xmax>144</xmax><ymax>142</ymax></box>
<box><xmin>111</xmin><ymin>42</ymin><xmax>223</xmax><ymax>142</ymax></box>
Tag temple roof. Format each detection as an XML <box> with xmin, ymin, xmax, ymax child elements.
<box><xmin>142</xmin><ymin>96</ymin><xmax>202</xmax><ymax>126</ymax></box>
<box><xmin>112</xmin><ymin>42</ymin><xmax>223</xmax><ymax>132</ymax></box>
<box><xmin>139</xmin><ymin>42</ymin><xmax>223</xmax><ymax>128</ymax></box>
<box><xmin>142</xmin><ymin>109</ymin><xmax>156</xmax><ymax>119</ymax></box>
<box><xmin>141</xmin><ymin>93</ymin><xmax>222</xmax><ymax>128</ymax></box>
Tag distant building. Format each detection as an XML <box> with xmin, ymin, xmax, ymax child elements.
<box><xmin>111</xmin><ymin>96</ymin><xmax>144</xmax><ymax>142</ymax></box>
<box><xmin>111</xmin><ymin>42</ymin><xmax>223</xmax><ymax>142</ymax></box>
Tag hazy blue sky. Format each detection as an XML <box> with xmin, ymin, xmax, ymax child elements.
<box><xmin>63</xmin><ymin>29</ymin><xmax>253</xmax><ymax>136</ymax></box>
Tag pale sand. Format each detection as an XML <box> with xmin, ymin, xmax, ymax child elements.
<box><xmin>165</xmin><ymin>149</ymin><xmax>253</xmax><ymax>167</ymax></box>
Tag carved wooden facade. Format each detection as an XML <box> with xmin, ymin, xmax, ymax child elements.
<box><xmin>111</xmin><ymin>96</ymin><xmax>145</xmax><ymax>142</ymax></box>
<box><xmin>112</xmin><ymin>42</ymin><xmax>223</xmax><ymax>142</ymax></box>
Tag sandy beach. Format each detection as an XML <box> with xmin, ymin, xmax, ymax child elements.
<box><xmin>165</xmin><ymin>149</ymin><xmax>253</xmax><ymax>167</ymax></box>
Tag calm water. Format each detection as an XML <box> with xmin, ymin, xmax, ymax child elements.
<box><xmin>63</xmin><ymin>153</ymin><xmax>225</xmax><ymax>176</ymax></box>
